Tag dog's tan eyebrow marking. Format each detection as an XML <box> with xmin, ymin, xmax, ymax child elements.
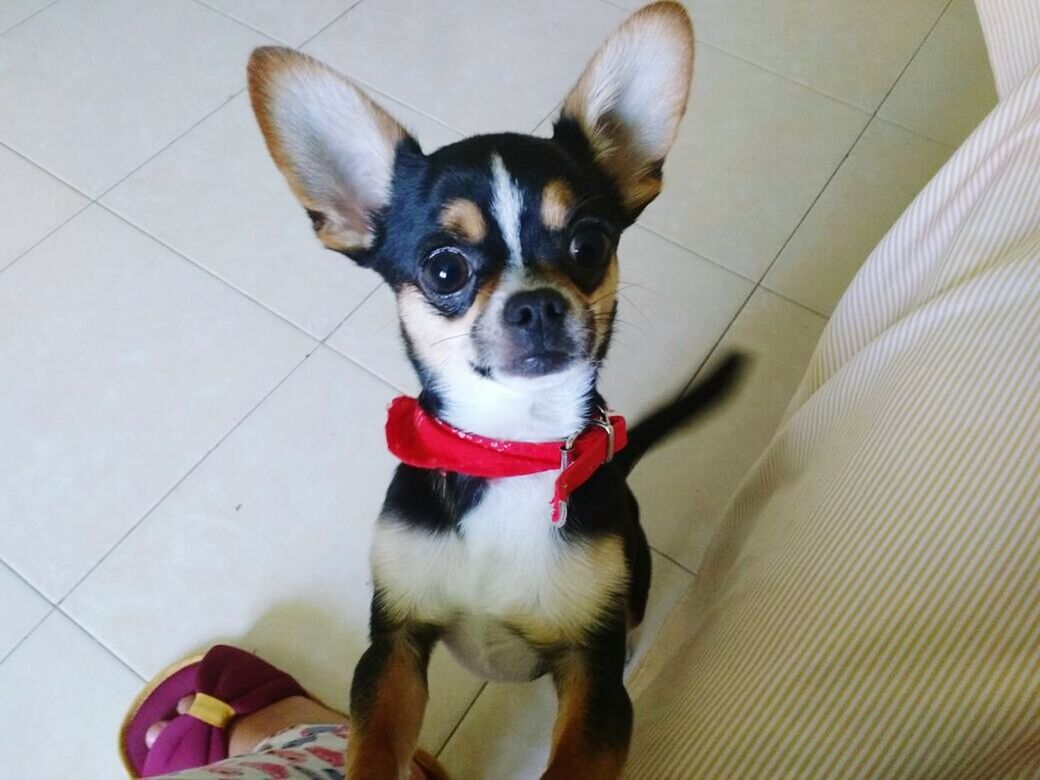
<box><xmin>439</xmin><ymin>198</ymin><xmax>487</xmax><ymax>243</ymax></box>
<box><xmin>541</xmin><ymin>179</ymin><xmax>574</xmax><ymax>231</ymax></box>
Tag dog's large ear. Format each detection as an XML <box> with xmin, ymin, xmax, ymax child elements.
<box><xmin>555</xmin><ymin>2</ymin><xmax>693</xmax><ymax>218</ymax></box>
<box><xmin>247</xmin><ymin>47</ymin><xmax>417</xmax><ymax>258</ymax></box>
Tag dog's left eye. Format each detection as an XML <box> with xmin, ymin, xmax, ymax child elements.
<box><xmin>422</xmin><ymin>247</ymin><xmax>472</xmax><ymax>295</ymax></box>
<box><xmin>568</xmin><ymin>225</ymin><xmax>612</xmax><ymax>269</ymax></box>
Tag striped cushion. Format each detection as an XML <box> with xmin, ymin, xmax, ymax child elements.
<box><xmin>626</xmin><ymin>3</ymin><xmax>1040</xmax><ymax>777</ymax></box>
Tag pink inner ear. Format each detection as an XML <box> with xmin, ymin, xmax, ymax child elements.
<box><xmin>248</xmin><ymin>46</ymin><xmax>411</xmax><ymax>254</ymax></box>
<box><xmin>558</xmin><ymin>2</ymin><xmax>693</xmax><ymax>209</ymax></box>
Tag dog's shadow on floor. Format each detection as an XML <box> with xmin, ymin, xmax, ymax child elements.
<box><xmin>220</xmin><ymin>600</ymin><xmax>362</xmax><ymax>713</ymax></box>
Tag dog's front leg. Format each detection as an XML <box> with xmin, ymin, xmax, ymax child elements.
<box><xmin>347</xmin><ymin>608</ymin><xmax>438</xmax><ymax>780</ymax></box>
<box><xmin>543</xmin><ymin>621</ymin><xmax>632</xmax><ymax>780</ymax></box>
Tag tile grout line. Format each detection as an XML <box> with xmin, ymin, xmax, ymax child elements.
<box><xmin>676</xmin><ymin>283</ymin><xmax>757</xmax><ymax>401</ymax></box>
<box><xmin>95</xmin><ymin>91</ymin><xmax>244</xmax><ymax>202</ymax></box>
<box><xmin>186</xmin><ymin>0</ymin><xmax>374</xmax><ymax>51</ymax></box>
<box><xmin>296</xmin><ymin>0</ymin><xmax>470</xmax><ymax>141</ymax></box>
<box><xmin>754</xmin><ymin>0</ymin><xmax>955</xmax><ymax>288</ymax></box>
<box><xmin>1</xmin><ymin>88</ymin><xmax>383</xmax><ymax>343</ymax></box>
<box><xmin>2</xmin><ymin>0</ymin><xmax>453</xmax><ymax>217</ymax></box>
<box><xmin>53</xmin><ymin>306</ymin><xmax>406</xmax><ymax>615</ymax></box>
<box><xmin>633</xmin><ymin>222</ymin><xmax>757</xmax><ymax>285</ymax></box>
<box><xmin>754</xmin><ymin>120</ymin><xmax>872</xmax><ymax>286</ymax></box>
<box><xmin>37</xmin><ymin>253</ymin><xmax>402</xmax><ymax>607</ymax></box>
<box><xmin>637</xmin><ymin>123</ymin><xmax>954</xmax><ymax>294</ymax></box>
<box><xmin>1</xmin><ymin>126</ymin><xmax>403</xmax><ymax>434</ymax></box>
<box><xmin>631</xmin><ymin>280</ymin><xmax>824</xmax><ymax>561</ymax></box>
<box><xmin>0</xmin><ymin>558</ymin><xmax>52</xmax><ymax>605</ymax></box>
<box><xmin>0</xmin><ymin>139</ymin><xmax>91</xmax><ymax>198</ymax></box>
<box><xmin>663</xmin><ymin>230</ymin><xmax>834</xmax><ymax>447</ymax></box>
<box><xmin>53</xmin><ymin>340</ymin><xmax>410</xmax><ymax>670</ymax></box>
<box><xmin>0</xmin><ymin>607</ymin><xmax>54</xmax><ymax>668</ymax></box>
<box><xmin>314</xmin><ymin>285</ymin><xmax>428</xmax><ymax>391</ymax></box>
<box><xmin>318</xmin><ymin>340</ymin><xmax>413</xmax><ymax>396</ymax></box>
<box><xmin>320</xmin><ymin>280</ymin><xmax>382</xmax><ymax>345</ymax></box>
<box><xmin>298</xmin><ymin>0</ymin><xmax>367</xmax><ymax>48</ymax></box>
<box><xmin>697</xmin><ymin>41</ymin><xmax>874</xmax><ymax>115</ymax></box>
<box><xmin>344</xmin><ymin>74</ymin><xmax>467</xmax><ymax>138</ymax></box>
<box><xmin>60</xmin><ymin>606</ymin><xmax>149</xmax><ymax>682</ymax></box>
<box><xmin>884</xmin><ymin>0</ymin><xmax>958</xmax><ymax>106</ymax></box>
<box><xmin>96</xmin><ymin>198</ymin><xmax>393</xmax><ymax>352</ymax></box>
<box><xmin>0</xmin><ymin>605</ymin><xmax>146</xmax><ymax>686</ymax></box>
<box><xmin>614</xmin><ymin>280</ymin><xmax>759</xmax><ymax>486</ymax></box>
<box><xmin>96</xmin><ymin>202</ymin><xmax>328</xmax><ymax>339</ymax></box>
<box><xmin>0</xmin><ymin>0</ymin><xmax>62</xmax><ymax>37</ymax></box>
<box><xmin>0</xmin><ymin>89</ymin><xmax>241</xmax><ymax>280</ymax></box>
<box><xmin>0</xmin><ymin>132</ymin><xmax>92</xmax><ymax>275</ymax></box>
<box><xmin>55</xmin><ymin>348</ymin><xmax>315</xmax><ymax>609</ymax></box>
<box><xmin>874</xmin><ymin>111</ymin><xmax>962</xmax><ymax>151</ymax></box>
<box><xmin>529</xmin><ymin>99</ymin><xmax>564</xmax><ymax>135</ymax></box>
<box><xmin>756</xmin><ymin>283</ymin><xmax>832</xmax><ymax>320</ymax></box>
<box><xmin>0</xmin><ymin>555</ymin><xmax>63</xmax><ymax>670</ymax></box>
<box><xmin>435</xmin><ymin>681</ymin><xmax>488</xmax><ymax>758</ymax></box>
<box><xmin>189</xmin><ymin>0</ymin><xmax>292</xmax><ymax>44</ymax></box>
<box><xmin>3</xmin><ymin>84</ymin><xmax>242</xmax><ymax>212</ymax></box>
<box><xmin>0</xmin><ymin>199</ymin><xmax>91</xmax><ymax>276</ymax></box>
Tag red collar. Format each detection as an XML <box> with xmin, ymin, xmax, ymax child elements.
<box><xmin>385</xmin><ymin>396</ymin><xmax>627</xmax><ymax>526</ymax></box>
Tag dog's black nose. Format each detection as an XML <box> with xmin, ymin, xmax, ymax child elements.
<box><xmin>503</xmin><ymin>289</ymin><xmax>569</xmax><ymax>332</ymax></box>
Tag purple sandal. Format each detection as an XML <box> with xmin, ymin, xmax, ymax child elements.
<box><xmin>120</xmin><ymin>645</ymin><xmax>308</xmax><ymax>777</ymax></box>
<box><xmin>120</xmin><ymin>645</ymin><xmax>450</xmax><ymax>779</ymax></box>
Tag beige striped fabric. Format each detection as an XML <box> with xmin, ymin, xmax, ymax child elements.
<box><xmin>975</xmin><ymin>0</ymin><xmax>1040</xmax><ymax>99</ymax></box>
<box><xmin>625</xmin><ymin>3</ymin><xmax>1040</xmax><ymax>777</ymax></box>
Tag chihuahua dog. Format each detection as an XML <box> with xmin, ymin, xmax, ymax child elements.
<box><xmin>248</xmin><ymin>3</ymin><xmax>743</xmax><ymax>777</ymax></box>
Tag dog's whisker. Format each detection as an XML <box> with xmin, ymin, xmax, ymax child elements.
<box><xmin>615</xmin><ymin>280</ymin><xmax>662</xmax><ymax>297</ymax></box>
<box><xmin>616</xmin><ymin>291</ymin><xmax>654</xmax><ymax>329</ymax></box>
<box><xmin>587</xmin><ymin>292</ymin><xmax>617</xmax><ymax>309</ymax></box>
<box><xmin>569</xmin><ymin>191</ymin><xmax>611</xmax><ymax>213</ymax></box>
<box><xmin>429</xmin><ymin>331</ymin><xmax>472</xmax><ymax>347</ymax></box>
<box><xmin>603</xmin><ymin>316</ymin><xmax>651</xmax><ymax>338</ymax></box>
<box><xmin>374</xmin><ymin>318</ymin><xmax>399</xmax><ymax>336</ymax></box>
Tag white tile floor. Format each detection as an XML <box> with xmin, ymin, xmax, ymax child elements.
<box><xmin>0</xmin><ymin>1</ymin><xmax>994</xmax><ymax>777</ymax></box>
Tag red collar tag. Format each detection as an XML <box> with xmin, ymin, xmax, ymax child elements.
<box><xmin>384</xmin><ymin>396</ymin><xmax>627</xmax><ymax>526</ymax></box>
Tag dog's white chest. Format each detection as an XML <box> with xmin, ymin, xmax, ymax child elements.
<box><xmin>371</xmin><ymin>472</ymin><xmax>628</xmax><ymax>680</ymax></box>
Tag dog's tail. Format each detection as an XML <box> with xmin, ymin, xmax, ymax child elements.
<box><xmin>614</xmin><ymin>352</ymin><xmax>749</xmax><ymax>476</ymax></box>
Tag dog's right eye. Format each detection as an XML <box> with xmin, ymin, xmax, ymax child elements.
<box><xmin>568</xmin><ymin>224</ymin><xmax>612</xmax><ymax>269</ymax></box>
<box><xmin>421</xmin><ymin>247</ymin><xmax>472</xmax><ymax>296</ymax></box>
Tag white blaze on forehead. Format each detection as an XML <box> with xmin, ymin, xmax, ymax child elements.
<box><xmin>490</xmin><ymin>154</ymin><xmax>524</xmax><ymax>267</ymax></box>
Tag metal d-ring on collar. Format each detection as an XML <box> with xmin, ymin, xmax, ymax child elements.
<box><xmin>592</xmin><ymin>406</ymin><xmax>616</xmax><ymax>463</ymax></box>
<box><xmin>559</xmin><ymin>407</ymin><xmax>615</xmax><ymax>470</ymax></box>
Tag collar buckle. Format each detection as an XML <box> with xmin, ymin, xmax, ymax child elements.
<box><xmin>559</xmin><ymin>409</ymin><xmax>616</xmax><ymax>469</ymax></box>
